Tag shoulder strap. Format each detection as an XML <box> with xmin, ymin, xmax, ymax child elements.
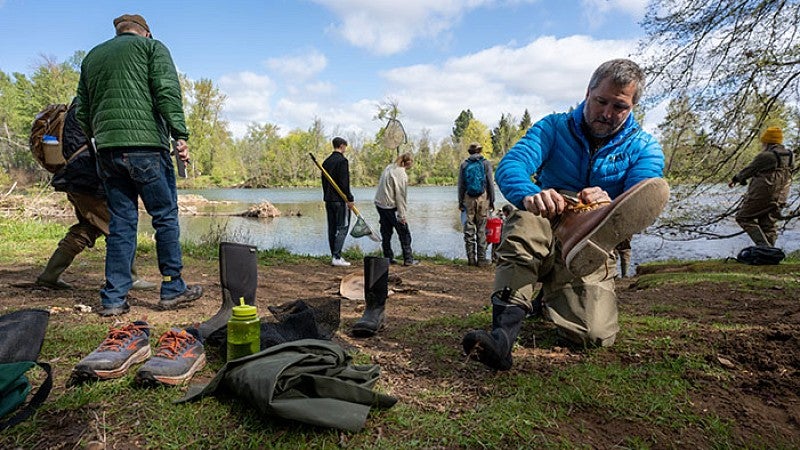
<box><xmin>65</xmin><ymin>144</ymin><xmax>89</xmax><ymax>165</ymax></box>
<box><xmin>0</xmin><ymin>362</ymin><xmax>52</xmax><ymax>431</ymax></box>
<box><xmin>770</xmin><ymin>147</ymin><xmax>793</xmax><ymax>169</ymax></box>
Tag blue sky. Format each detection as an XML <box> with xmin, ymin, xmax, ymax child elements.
<box><xmin>0</xmin><ymin>0</ymin><xmax>652</xmax><ymax>141</ymax></box>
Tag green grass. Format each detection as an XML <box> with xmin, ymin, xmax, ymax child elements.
<box><xmin>11</xmin><ymin>316</ymin><xmax>746</xmax><ymax>449</ymax></box>
<box><xmin>2</xmin><ymin>215</ymin><xmax>798</xmax><ymax>448</ymax></box>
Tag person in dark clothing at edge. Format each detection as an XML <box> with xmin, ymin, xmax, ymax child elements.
<box><xmin>321</xmin><ymin>137</ymin><xmax>355</xmax><ymax>267</ymax></box>
<box><xmin>728</xmin><ymin>126</ymin><xmax>794</xmax><ymax>247</ymax></box>
<box><xmin>75</xmin><ymin>13</ymin><xmax>203</xmax><ymax>317</ymax></box>
<box><xmin>462</xmin><ymin>59</ymin><xmax>669</xmax><ymax>371</ymax></box>
<box><xmin>36</xmin><ymin>99</ymin><xmax>156</xmax><ymax>292</ymax></box>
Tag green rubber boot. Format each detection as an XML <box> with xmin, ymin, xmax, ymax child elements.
<box><xmin>131</xmin><ymin>265</ymin><xmax>157</xmax><ymax>291</ymax></box>
<box><xmin>36</xmin><ymin>248</ymin><xmax>75</xmax><ymax>290</ymax></box>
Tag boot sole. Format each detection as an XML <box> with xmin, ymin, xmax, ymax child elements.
<box><xmin>565</xmin><ymin>178</ymin><xmax>669</xmax><ymax>278</ymax></box>
<box><xmin>70</xmin><ymin>344</ymin><xmax>151</xmax><ymax>383</ymax></box>
<box><xmin>35</xmin><ymin>279</ymin><xmax>73</xmax><ymax>290</ymax></box>
<box><xmin>136</xmin><ymin>353</ymin><xmax>207</xmax><ymax>387</ymax></box>
<box><xmin>351</xmin><ymin>323</ymin><xmax>385</xmax><ymax>337</ymax></box>
<box><xmin>158</xmin><ymin>287</ymin><xmax>203</xmax><ymax>310</ymax></box>
<box><xmin>462</xmin><ymin>331</ymin><xmax>512</xmax><ymax>371</ymax></box>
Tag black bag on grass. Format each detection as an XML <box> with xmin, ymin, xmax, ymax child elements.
<box><xmin>0</xmin><ymin>309</ymin><xmax>52</xmax><ymax>431</ymax></box>
<box><xmin>735</xmin><ymin>246</ymin><xmax>786</xmax><ymax>265</ymax></box>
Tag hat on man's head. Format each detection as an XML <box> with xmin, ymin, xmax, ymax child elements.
<box><xmin>760</xmin><ymin>126</ymin><xmax>783</xmax><ymax>145</ymax></box>
<box><xmin>467</xmin><ymin>142</ymin><xmax>483</xmax><ymax>154</ymax></box>
<box><xmin>113</xmin><ymin>14</ymin><xmax>150</xmax><ymax>34</ymax></box>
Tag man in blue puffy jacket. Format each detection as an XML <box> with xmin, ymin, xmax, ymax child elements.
<box><xmin>463</xmin><ymin>59</ymin><xmax>669</xmax><ymax>370</ymax></box>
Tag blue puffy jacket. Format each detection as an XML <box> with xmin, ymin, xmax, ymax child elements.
<box><xmin>495</xmin><ymin>101</ymin><xmax>664</xmax><ymax>209</ymax></box>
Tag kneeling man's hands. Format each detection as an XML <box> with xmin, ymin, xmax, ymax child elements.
<box><xmin>523</xmin><ymin>189</ymin><xmax>565</xmax><ymax>219</ymax></box>
<box><xmin>577</xmin><ymin>186</ymin><xmax>611</xmax><ymax>205</ymax></box>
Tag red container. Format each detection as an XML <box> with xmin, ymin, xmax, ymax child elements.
<box><xmin>486</xmin><ymin>216</ymin><xmax>503</xmax><ymax>244</ymax></box>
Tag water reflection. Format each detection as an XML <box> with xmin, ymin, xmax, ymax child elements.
<box><xmin>136</xmin><ymin>186</ymin><xmax>800</xmax><ymax>266</ymax></box>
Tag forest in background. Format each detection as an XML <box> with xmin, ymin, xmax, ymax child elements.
<box><xmin>2</xmin><ymin>1</ymin><xmax>799</xmax><ymax>220</ymax></box>
<box><xmin>0</xmin><ymin>53</ymin><xmax>536</xmax><ymax>190</ymax></box>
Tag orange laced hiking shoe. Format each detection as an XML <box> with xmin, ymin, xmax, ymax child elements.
<box><xmin>135</xmin><ymin>328</ymin><xmax>206</xmax><ymax>387</ymax></box>
<box><xmin>554</xmin><ymin>178</ymin><xmax>670</xmax><ymax>278</ymax></box>
<box><xmin>69</xmin><ymin>321</ymin><xmax>151</xmax><ymax>385</ymax></box>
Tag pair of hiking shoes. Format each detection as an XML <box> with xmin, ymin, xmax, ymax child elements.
<box><xmin>68</xmin><ymin>321</ymin><xmax>206</xmax><ymax>387</ymax></box>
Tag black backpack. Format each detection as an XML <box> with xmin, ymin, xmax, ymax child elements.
<box><xmin>735</xmin><ymin>246</ymin><xmax>786</xmax><ymax>265</ymax></box>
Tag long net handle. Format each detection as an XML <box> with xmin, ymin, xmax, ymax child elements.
<box><xmin>309</xmin><ymin>153</ymin><xmax>362</xmax><ymax>215</ymax></box>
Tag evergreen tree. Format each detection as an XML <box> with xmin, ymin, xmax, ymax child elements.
<box><xmin>491</xmin><ymin>113</ymin><xmax>518</xmax><ymax>158</ymax></box>
<box><xmin>452</xmin><ymin>109</ymin><xmax>474</xmax><ymax>143</ymax></box>
<box><xmin>519</xmin><ymin>109</ymin><xmax>532</xmax><ymax>132</ymax></box>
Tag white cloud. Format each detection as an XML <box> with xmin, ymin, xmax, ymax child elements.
<box><xmin>219</xmin><ymin>35</ymin><xmax>642</xmax><ymax>141</ymax></box>
<box><xmin>305</xmin><ymin>81</ymin><xmax>335</xmax><ymax>96</ymax></box>
<box><xmin>311</xmin><ymin>0</ymin><xmax>493</xmax><ymax>55</ymax></box>
<box><xmin>217</xmin><ymin>72</ymin><xmax>276</xmax><ymax>138</ymax></box>
<box><xmin>581</xmin><ymin>0</ymin><xmax>649</xmax><ymax>26</ymax></box>
<box><xmin>265</xmin><ymin>50</ymin><xmax>328</xmax><ymax>81</ymax></box>
<box><xmin>378</xmin><ymin>35</ymin><xmax>637</xmax><ymax>138</ymax></box>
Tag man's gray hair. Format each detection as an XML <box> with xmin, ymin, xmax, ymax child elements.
<box><xmin>588</xmin><ymin>59</ymin><xmax>646</xmax><ymax>105</ymax></box>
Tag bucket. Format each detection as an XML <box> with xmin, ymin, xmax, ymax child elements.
<box><xmin>486</xmin><ymin>216</ymin><xmax>503</xmax><ymax>244</ymax></box>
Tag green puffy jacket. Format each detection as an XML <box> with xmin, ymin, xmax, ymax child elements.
<box><xmin>76</xmin><ymin>33</ymin><xmax>189</xmax><ymax>151</ymax></box>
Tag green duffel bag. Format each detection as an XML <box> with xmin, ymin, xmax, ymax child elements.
<box><xmin>0</xmin><ymin>309</ymin><xmax>51</xmax><ymax>431</ymax></box>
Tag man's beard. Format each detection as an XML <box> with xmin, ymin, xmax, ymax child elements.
<box><xmin>586</xmin><ymin>116</ymin><xmax>624</xmax><ymax>138</ymax></box>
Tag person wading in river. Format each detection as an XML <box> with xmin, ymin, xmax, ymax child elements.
<box><xmin>729</xmin><ymin>126</ymin><xmax>794</xmax><ymax>247</ymax></box>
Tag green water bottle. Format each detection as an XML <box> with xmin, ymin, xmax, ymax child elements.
<box><xmin>227</xmin><ymin>297</ymin><xmax>260</xmax><ymax>361</ymax></box>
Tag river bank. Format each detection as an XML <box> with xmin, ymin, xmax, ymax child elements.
<box><xmin>1</xmin><ymin>211</ymin><xmax>799</xmax><ymax>447</ymax></box>
<box><xmin>7</xmin><ymin>185</ymin><xmax>800</xmax><ymax>265</ymax></box>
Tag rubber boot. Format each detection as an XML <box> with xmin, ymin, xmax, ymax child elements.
<box><xmin>198</xmin><ymin>242</ymin><xmax>258</xmax><ymax>340</ymax></box>
<box><xmin>36</xmin><ymin>248</ymin><xmax>75</xmax><ymax>290</ymax></box>
<box><xmin>466</xmin><ymin>243</ymin><xmax>477</xmax><ymax>266</ymax></box>
<box><xmin>555</xmin><ymin>178</ymin><xmax>669</xmax><ymax>278</ymax></box>
<box><xmin>130</xmin><ymin>264</ymin><xmax>157</xmax><ymax>291</ymax></box>
<box><xmin>462</xmin><ymin>292</ymin><xmax>526</xmax><ymax>371</ymax></box>
<box><xmin>744</xmin><ymin>227</ymin><xmax>770</xmax><ymax>247</ymax></box>
<box><xmin>619</xmin><ymin>251</ymin><xmax>630</xmax><ymax>278</ymax></box>
<box><xmin>401</xmin><ymin>238</ymin><xmax>419</xmax><ymax>266</ymax></box>
<box><xmin>352</xmin><ymin>256</ymin><xmax>390</xmax><ymax>337</ymax></box>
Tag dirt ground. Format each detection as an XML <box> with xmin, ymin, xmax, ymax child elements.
<box><xmin>2</xmin><ymin>252</ymin><xmax>799</xmax><ymax>447</ymax></box>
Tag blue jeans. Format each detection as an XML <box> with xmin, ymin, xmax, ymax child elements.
<box><xmin>325</xmin><ymin>201</ymin><xmax>350</xmax><ymax>258</ymax></box>
<box><xmin>97</xmin><ymin>148</ymin><xmax>186</xmax><ymax>307</ymax></box>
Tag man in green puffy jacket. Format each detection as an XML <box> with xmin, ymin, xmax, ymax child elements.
<box><xmin>76</xmin><ymin>14</ymin><xmax>203</xmax><ymax>317</ymax></box>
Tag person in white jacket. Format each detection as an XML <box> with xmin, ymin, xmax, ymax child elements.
<box><xmin>374</xmin><ymin>153</ymin><xmax>418</xmax><ymax>266</ymax></box>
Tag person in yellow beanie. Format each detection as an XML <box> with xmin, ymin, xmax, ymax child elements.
<box><xmin>728</xmin><ymin>126</ymin><xmax>794</xmax><ymax>246</ymax></box>
<box><xmin>760</xmin><ymin>126</ymin><xmax>783</xmax><ymax>145</ymax></box>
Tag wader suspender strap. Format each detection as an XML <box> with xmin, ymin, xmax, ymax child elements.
<box><xmin>0</xmin><ymin>362</ymin><xmax>52</xmax><ymax>431</ymax></box>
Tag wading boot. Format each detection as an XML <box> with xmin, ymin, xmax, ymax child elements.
<box><xmin>466</xmin><ymin>243</ymin><xmax>477</xmax><ymax>266</ymax></box>
<box><xmin>555</xmin><ymin>178</ymin><xmax>669</xmax><ymax>278</ymax></box>
<box><xmin>462</xmin><ymin>293</ymin><xmax>526</xmax><ymax>371</ymax></box>
<box><xmin>743</xmin><ymin>227</ymin><xmax>770</xmax><ymax>247</ymax></box>
<box><xmin>36</xmin><ymin>247</ymin><xmax>76</xmax><ymax>290</ymax></box>
<box><xmin>351</xmin><ymin>256</ymin><xmax>390</xmax><ymax>337</ymax></box>
<box><xmin>618</xmin><ymin>251</ymin><xmax>631</xmax><ymax>278</ymax></box>
<box><xmin>198</xmin><ymin>242</ymin><xmax>258</xmax><ymax>340</ymax></box>
<box><xmin>130</xmin><ymin>265</ymin><xmax>157</xmax><ymax>291</ymax></box>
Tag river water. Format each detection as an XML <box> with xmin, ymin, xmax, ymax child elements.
<box><xmin>146</xmin><ymin>185</ymin><xmax>800</xmax><ymax>266</ymax></box>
